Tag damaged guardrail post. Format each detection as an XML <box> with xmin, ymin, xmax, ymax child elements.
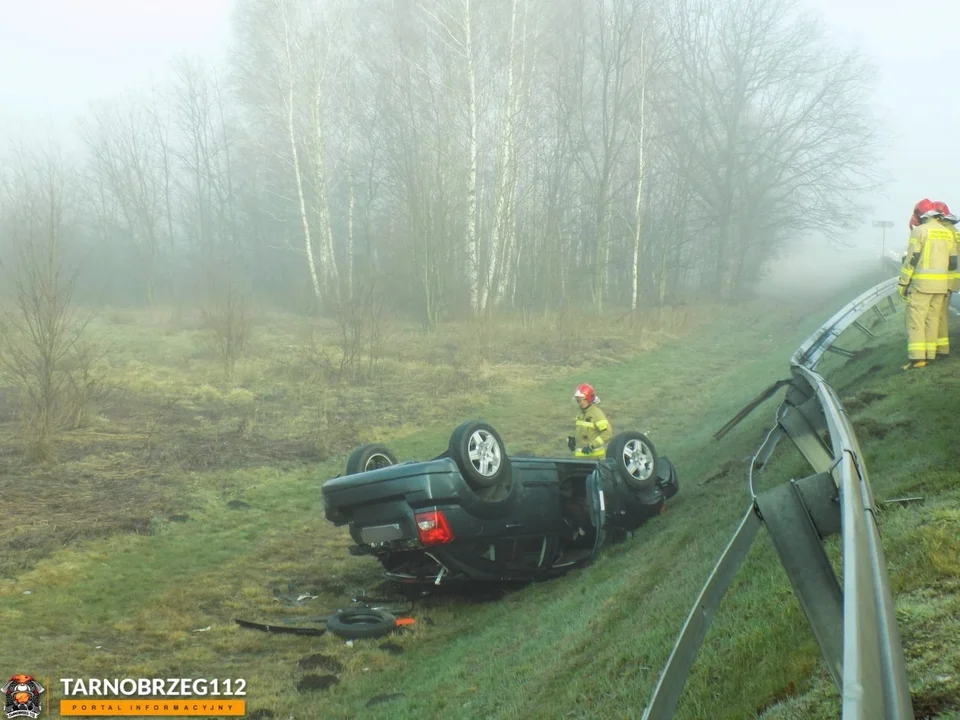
<box><xmin>642</xmin><ymin>277</ymin><xmax>915</xmax><ymax>720</ymax></box>
<box><xmin>776</xmin><ymin>375</ymin><xmax>833</xmax><ymax>474</ymax></box>
<box><xmin>754</xmin><ymin>472</ymin><xmax>844</xmax><ymax>689</ymax></box>
<box><xmin>640</xmin><ymin>505</ymin><xmax>763</xmax><ymax>720</ymax></box>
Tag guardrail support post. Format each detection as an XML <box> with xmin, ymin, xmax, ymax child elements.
<box><xmin>755</xmin><ymin>474</ymin><xmax>844</xmax><ymax>689</ymax></box>
<box><xmin>778</xmin><ymin>405</ymin><xmax>833</xmax><ymax>474</ymax></box>
<box><xmin>784</xmin><ymin>386</ymin><xmax>829</xmax><ymax>432</ymax></box>
<box><xmin>825</xmin><ymin>345</ymin><xmax>857</xmax><ymax>358</ymax></box>
<box><xmin>752</xmin><ymin>425</ymin><xmax>786</xmax><ymax>471</ymax></box>
<box><xmin>641</xmin><ymin>505</ymin><xmax>763</xmax><ymax>720</ymax></box>
<box><xmin>852</xmin><ymin>320</ymin><xmax>875</xmax><ymax>339</ymax></box>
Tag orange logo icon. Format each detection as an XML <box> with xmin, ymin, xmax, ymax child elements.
<box><xmin>3</xmin><ymin>675</ymin><xmax>44</xmax><ymax>719</ymax></box>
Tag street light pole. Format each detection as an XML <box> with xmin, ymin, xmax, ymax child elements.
<box><xmin>873</xmin><ymin>220</ymin><xmax>894</xmax><ymax>257</ymax></box>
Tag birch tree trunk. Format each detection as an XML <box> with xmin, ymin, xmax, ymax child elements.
<box><xmin>630</xmin><ymin>28</ymin><xmax>648</xmax><ymax>311</ymax></box>
<box><xmin>463</xmin><ymin>0</ymin><xmax>480</xmax><ymax>313</ymax></box>
<box><xmin>279</xmin><ymin>1</ymin><xmax>322</xmax><ymax>305</ymax></box>
<box><xmin>485</xmin><ymin>0</ymin><xmax>520</xmax><ymax>312</ymax></box>
<box><xmin>345</xmin><ymin>106</ymin><xmax>355</xmax><ymax>299</ymax></box>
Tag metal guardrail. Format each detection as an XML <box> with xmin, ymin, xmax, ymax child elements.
<box><xmin>642</xmin><ymin>273</ymin><xmax>916</xmax><ymax>720</ymax></box>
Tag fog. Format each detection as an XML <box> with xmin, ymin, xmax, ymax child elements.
<box><xmin>0</xmin><ymin>0</ymin><xmax>230</xmax><ymax>137</ymax></box>
<box><xmin>0</xmin><ymin>0</ymin><xmax>944</xmax><ymax>318</ymax></box>
<box><xmin>5</xmin><ymin>0</ymin><xmax>954</xmax><ymax>230</ymax></box>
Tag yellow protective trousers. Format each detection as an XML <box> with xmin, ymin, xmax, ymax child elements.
<box><xmin>906</xmin><ymin>292</ymin><xmax>947</xmax><ymax>361</ymax></box>
<box><xmin>937</xmin><ymin>291</ymin><xmax>952</xmax><ymax>356</ymax></box>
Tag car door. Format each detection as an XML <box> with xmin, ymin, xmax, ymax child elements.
<box><xmin>569</xmin><ymin>466</ymin><xmax>606</xmax><ymax>564</ymax></box>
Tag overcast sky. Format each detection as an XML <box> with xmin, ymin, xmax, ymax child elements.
<box><xmin>0</xmin><ymin>0</ymin><xmax>956</xmax><ymax>251</ymax></box>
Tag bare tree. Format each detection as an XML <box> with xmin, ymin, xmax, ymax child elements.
<box><xmin>560</xmin><ymin>0</ymin><xmax>648</xmax><ymax>314</ymax></box>
<box><xmin>0</xmin><ymin>145</ymin><xmax>102</xmax><ymax>462</ymax></box>
<box><xmin>81</xmin><ymin>95</ymin><xmax>166</xmax><ymax>303</ymax></box>
<box><xmin>201</xmin><ymin>270</ymin><xmax>251</xmax><ymax>381</ymax></box>
<box><xmin>657</xmin><ymin>0</ymin><xmax>881</xmax><ymax>298</ymax></box>
<box><xmin>232</xmin><ymin>0</ymin><xmax>325</xmax><ymax>308</ymax></box>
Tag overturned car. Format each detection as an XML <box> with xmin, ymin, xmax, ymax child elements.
<box><xmin>321</xmin><ymin>420</ymin><xmax>679</xmax><ymax>586</ymax></box>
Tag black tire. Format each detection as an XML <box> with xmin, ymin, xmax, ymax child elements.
<box><xmin>326</xmin><ymin>608</ymin><xmax>397</xmax><ymax>639</ymax></box>
<box><xmin>606</xmin><ymin>431</ymin><xmax>660</xmax><ymax>491</ymax></box>
<box><xmin>448</xmin><ymin>420</ymin><xmax>510</xmax><ymax>491</ymax></box>
<box><xmin>658</xmin><ymin>457</ymin><xmax>679</xmax><ymax>499</ymax></box>
<box><xmin>346</xmin><ymin>443</ymin><xmax>398</xmax><ymax>475</ymax></box>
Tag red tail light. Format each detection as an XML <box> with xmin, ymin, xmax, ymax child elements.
<box><xmin>415</xmin><ymin>510</ymin><xmax>455</xmax><ymax>546</ymax></box>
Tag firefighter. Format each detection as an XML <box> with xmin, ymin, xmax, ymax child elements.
<box><xmin>902</xmin><ymin>199</ymin><xmax>928</xmax><ymax>263</ymax></box>
<box><xmin>566</xmin><ymin>383</ymin><xmax>612</xmax><ymax>459</ymax></box>
<box><xmin>932</xmin><ymin>201</ymin><xmax>959</xmax><ymax>357</ymax></box>
<box><xmin>898</xmin><ymin>200</ymin><xmax>958</xmax><ymax>369</ymax></box>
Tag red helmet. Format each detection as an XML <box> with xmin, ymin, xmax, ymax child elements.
<box><xmin>933</xmin><ymin>200</ymin><xmax>951</xmax><ymax>215</ymax></box>
<box><xmin>573</xmin><ymin>383</ymin><xmax>597</xmax><ymax>405</ymax></box>
<box><xmin>916</xmin><ymin>198</ymin><xmax>945</xmax><ymax>220</ymax></box>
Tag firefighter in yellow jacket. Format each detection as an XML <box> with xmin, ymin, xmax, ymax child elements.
<box><xmin>567</xmin><ymin>383</ymin><xmax>612</xmax><ymax>458</ymax></box>
<box><xmin>933</xmin><ymin>201</ymin><xmax>959</xmax><ymax>356</ymax></box>
<box><xmin>898</xmin><ymin>200</ymin><xmax>958</xmax><ymax>369</ymax></box>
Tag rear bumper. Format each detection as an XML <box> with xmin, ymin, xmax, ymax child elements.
<box><xmin>322</xmin><ymin>458</ymin><xmax>463</xmax><ymax>525</ymax></box>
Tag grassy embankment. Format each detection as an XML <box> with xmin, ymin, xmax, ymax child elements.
<box><xmin>0</xmin><ymin>271</ymin><xmax>956</xmax><ymax>719</ymax></box>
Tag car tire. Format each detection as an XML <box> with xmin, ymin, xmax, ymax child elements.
<box><xmin>326</xmin><ymin>608</ymin><xmax>397</xmax><ymax>639</ymax></box>
<box><xmin>448</xmin><ymin>420</ymin><xmax>511</xmax><ymax>491</ymax></box>
<box><xmin>345</xmin><ymin>443</ymin><xmax>399</xmax><ymax>475</ymax></box>
<box><xmin>607</xmin><ymin>431</ymin><xmax>660</xmax><ymax>491</ymax></box>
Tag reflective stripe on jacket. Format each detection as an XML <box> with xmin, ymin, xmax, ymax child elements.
<box><xmin>899</xmin><ymin>219</ymin><xmax>957</xmax><ymax>294</ymax></box>
<box><xmin>574</xmin><ymin>404</ymin><xmax>612</xmax><ymax>458</ymax></box>
<box><xmin>944</xmin><ymin>222</ymin><xmax>960</xmax><ymax>292</ymax></box>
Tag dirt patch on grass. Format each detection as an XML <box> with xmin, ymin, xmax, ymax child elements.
<box><xmin>297</xmin><ymin>674</ymin><xmax>339</xmax><ymax>692</ymax></box>
<box><xmin>700</xmin><ymin>457</ymin><xmax>742</xmax><ymax>486</ymax></box>
<box><xmin>0</xmin><ymin>464</ymin><xmax>182</xmax><ymax>576</ymax></box>
<box><xmin>755</xmin><ymin>680</ymin><xmax>799</xmax><ymax>715</ymax></box>
<box><xmin>298</xmin><ymin>654</ymin><xmax>344</xmax><ymax>672</ymax></box>
<box><xmin>842</xmin><ymin>389</ymin><xmax>887</xmax><ymax>413</ymax></box>
<box><xmin>912</xmin><ymin>690</ymin><xmax>960</xmax><ymax>719</ymax></box>
<box><xmin>853</xmin><ymin>417</ymin><xmax>911</xmax><ymax>441</ymax></box>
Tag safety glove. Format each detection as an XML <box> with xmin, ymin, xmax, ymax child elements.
<box><xmin>580</xmin><ymin>446</ymin><xmax>593</xmax><ymax>455</ymax></box>
<box><xmin>567</xmin><ymin>436</ymin><xmax>576</xmax><ymax>451</ymax></box>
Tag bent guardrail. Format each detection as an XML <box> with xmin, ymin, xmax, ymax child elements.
<box><xmin>642</xmin><ymin>276</ymin><xmax>915</xmax><ymax>720</ymax></box>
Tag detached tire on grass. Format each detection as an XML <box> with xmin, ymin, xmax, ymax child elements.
<box><xmin>607</xmin><ymin>431</ymin><xmax>660</xmax><ymax>491</ymax></box>
<box><xmin>346</xmin><ymin>444</ymin><xmax>399</xmax><ymax>475</ymax></box>
<box><xmin>326</xmin><ymin>609</ymin><xmax>397</xmax><ymax>640</ymax></box>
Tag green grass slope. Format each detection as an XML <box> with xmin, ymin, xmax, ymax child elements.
<box><xmin>0</xmin><ymin>274</ymin><xmax>956</xmax><ymax>719</ymax></box>
<box><xmin>312</xmin><ymin>292</ymin><xmax>960</xmax><ymax>720</ymax></box>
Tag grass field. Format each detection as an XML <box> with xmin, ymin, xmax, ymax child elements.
<box><xmin>0</xmin><ymin>269</ymin><xmax>957</xmax><ymax>719</ymax></box>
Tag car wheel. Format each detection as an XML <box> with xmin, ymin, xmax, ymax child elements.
<box><xmin>326</xmin><ymin>608</ymin><xmax>397</xmax><ymax>639</ymax></box>
<box><xmin>607</xmin><ymin>431</ymin><xmax>660</xmax><ymax>491</ymax></box>
<box><xmin>345</xmin><ymin>443</ymin><xmax>398</xmax><ymax>475</ymax></box>
<box><xmin>448</xmin><ymin>420</ymin><xmax>510</xmax><ymax>491</ymax></box>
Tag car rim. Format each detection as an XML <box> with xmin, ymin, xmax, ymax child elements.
<box><xmin>467</xmin><ymin>429</ymin><xmax>502</xmax><ymax>476</ymax></box>
<box><xmin>363</xmin><ymin>453</ymin><xmax>393</xmax><ymax>471</ymax></box>
<box><xmin>622</xmin><ymin>439</ymin><xmax>654</xmax><ymax>480</ymax></box>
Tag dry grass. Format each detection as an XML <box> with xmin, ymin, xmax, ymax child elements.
<box><xmin>0</xmin><ymin>300</ymin><xmax>706</xmax><ymax>579</ymax></box>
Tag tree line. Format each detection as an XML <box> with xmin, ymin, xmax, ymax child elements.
<box><xmin>1</xmin><ymin>0</ymin><xmax>881</xmax><ymax>327</ymax></box>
